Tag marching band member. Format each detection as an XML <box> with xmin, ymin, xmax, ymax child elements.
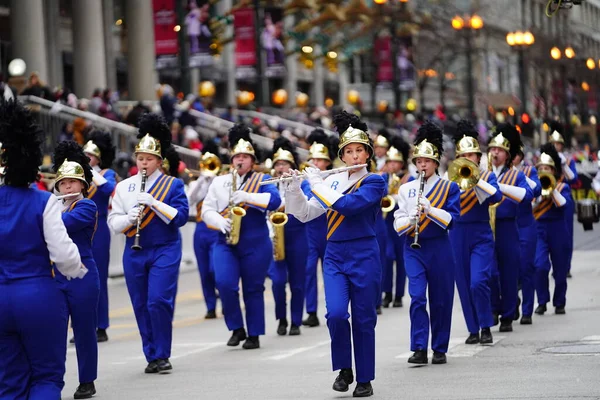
<box><xmin>201</xmin><ymin>124</ymin><xmax>281</xmax><ymax>350</ymax></box>
<box><xmin>373</xmin><ymin>130</ymin><xmax>390</xmax><ymax>171</ymax></box>
<box><xmin>285</xmin><ymin>110</ymin><xmax>385</xmax><ymax>397</ymax></box>
<box><xmin>487</xmin><ymin>124</ymin><xmax>534</xmax><ymax>332</ymax></box>
<box><xmin>108</xmin><ymin>113</ymin><xmax>189</xmax><ymax>374</ymax></box>
<box><xmin>52</xmin><ymin>141</ymin><xmax>100</xmax><ymax>399</ymax></box>
<box><xmin>533</xmin><ymin>144</ymin><xmax>572</xmax><ymax>315</ymax></box>
<box><xmin>188</xmin><ymin>153</ymin><xmax>220</xmax><ymax>319</ymax></box>
<box><xmin>513</xmin><ymin>146</ymin><xmax>541</xmax><ymax>325</ymax></box>
<box><xmin>83</xmin><ymin>130</ymin><xmax>117</xmax><ymax>342</ymax></box>
<box><xmin>381</xmin><ymin>136</ymin><xmax>412</xmax><ymax>309</ymax></box>
<box><xmin>0</xmin><ymin>99</ymin><xmax>86</xmax><ymax>400</ymax></box>
<box><xmin>302</xmin><ymin>129</ymin><xmax>333</xmax><ymax>327</ymax></box>
<box><xmin>394</xmin><ymin>121</ymin><xmax>460</xmax><ymax>365</ymax></box>
<box><xmin>268</xmin><ymin>137</ymin><xmax>308</xmax><ymax>336</ymax></box>
<box><xmin>448</xmin><ymin>120</ymin><xmax>501</xmax><ymax>345</ymax></box>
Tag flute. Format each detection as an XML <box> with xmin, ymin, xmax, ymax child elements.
<box><xmin>259</xmin><ymin>164</ymin><xmax>368</xmax><ymax>186</ymax></box>
<box><xmin>55</xmin><ymin>192</ymin><xmax>82</xmax><ymax>200</ymax></box>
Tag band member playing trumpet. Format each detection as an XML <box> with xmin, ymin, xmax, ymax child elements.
<box><xmin>533</xmin><ymin>144</ymin><xmax>572</xmax><ymax>315</ymax></box>
<box><xmin>0</xmin><ymin>99</ymin><xmax>85</xmax><ymax>400</ymax></box>
<box><xmin>448</xmin><ymin>120</ymin><xmax>501</xmax><ymax>345</ymax></box>
<box><xmin>52</xmin><ymin>141</ymin><xmax>100</xmax><ymax>399</ymax></box>
<box><xmin>487</xmin><ymin>124</ymin><xmax>534</xmax><ymax>333</ymax></box>
<box><xmin>201</xmin><ymin>124</ymin><xmax>281</xmax><ymax>350</ymax></box>
<box><xmin>108</xmin><ymin>114</ymin><xmax>189</xmax><ymax>374</ymax></box>
<box><xmin>83</xmin><ymin>130</ymin><xmax>117</xmax><ymax>343</ymax></box>
<box><xmin>394</xmin><ymin>121</ymin><xmax>460</xmax><ymax>365</ymax></box>
<box><xmin>373</xmin><ymin>130</ymin><xmax>390</xmax><ymax>171</ymax></box>
<box><xmin>268</xmin><ymin>137</ymin><xmax>308</xmax><ymax>336</ymax></box>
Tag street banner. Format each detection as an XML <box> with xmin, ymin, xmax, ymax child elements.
<box><xmin>262</xmin><ymin>7</ymin><xmax>286</xmax><ymax>78</ymax></box>
<box><xmin>234</xmin><ymin>8</ymin><xmax>257</xmax><ymax>79</ymax></box>
<box><xmin>153</xmin><ymin>0</ymin><xmax>179</xmax><ymax>69</ymax></box>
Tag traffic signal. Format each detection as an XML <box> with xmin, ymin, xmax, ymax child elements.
<box><xmin>520</xmin><ymin>113</ymin><xmax>534</xmax><ymax>137</ymax></box>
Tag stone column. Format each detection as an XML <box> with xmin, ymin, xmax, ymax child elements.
<box><xmin>339</xmin><ymin>60</ymin><xmax>349</xmax><ymax>108</ymax></box>
<box><xmin>103</xmin><ymin>0</ymin><xmax>117</xmax><ymax>91</ymax></box>
<box><xmin>313</xmin><ymin>46</ymin><xmax>325</xmax><ymax>108</ymax></box>
<box><xmin>283</xmin><ymin>13</ymin><xmax>297</xmax><ymax>107</ymax></box>
<box><xmin>72</xmin><ymin>0</ymin><xmax>107</xmax><ymax>98</ymax></box>
<box><xmin>126</xmin><ymin>0</ymin><xmax>157</xmax><ymax>101</ymax></box>
<box><xmin>44</xmin><ymin>0</ymin><xmax>63</xmax><ymax>88</ymax></box>
<box><xmin>11</xmin><ymin>0</ymin><xmax>48</xmax><ymax>82</ymax></box>
<box><xmin>218</xmin><ymin>0</ymin><xmax>235</xmax><ymax>105</ymax></box>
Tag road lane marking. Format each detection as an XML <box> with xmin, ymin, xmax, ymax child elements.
<box><xmin>264</xmin><ymin>340</ymin><xmax>330</xmax><ymax>361</ymax></box>
<box><xmin>395</xmin><ymin>336</ymin><xmax>506</xmax><ymax>359</ymax></box>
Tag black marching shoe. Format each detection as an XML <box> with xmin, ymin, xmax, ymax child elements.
<box><xmin>520</xmin><ymin>315</ymin><xmax>532</xmax><ymax>325</ymax></box>
<box><xmin>431</xmin><ymin>351</ymin><xmax>447</xmax><ymax>365</ymax></box>
<box><xmin>382</xmin><ymin>292</ymin><xmax>393</xmax><ymax>308</ymax></box>
<box><xmin>332</xmin><ymin>368</ymin><xmax>354</xmax><ymax>392</ymax></box>
<box><xmin>393</xmin><ymin>296</ymin><xmax>403</xmax><ymax>308</ymax></box>
<box><xmin>465</xmin><ymin>333</ymin><xmax>480</xmax><ymax>344</ymax></box>
<box><xmin>492</xmin><ymin>312</ymin><xmax>499</xmax><ymax>326</ymax></box>
<box><xmin>205</xmin><ymin>309</ymin><xmax>217</xmax><ymax>319</ymax></box>
<box><xmin>353</xmin><ymin>382</ymin><xmax>374</xmax><ymax>397</ymax></box>
<box><xmin>376</xmin><ymin>306</ymin><xmax>382</xmax><ymax>315</ymax></box>
<box><xmin>514</xmin><ymin>297</ymin><xmax>521</xmax><ymax>321</ymax></box>
<box><xmin>96</xmin><ymin>329</ymin><xmax>108</xmax><ymax>343</ymax></box>
<box><xmin>555</xmin><ymin>306</ymin><xmax>566</xmax><ymax>315</ymax></box>
<box><xmin>227</xmin><ymin>328</ymin><xmax>247</xmax><ymax>346</ymax></box>
<box><xmin>242</xmin><ymin>336</ymin><xmax>260</xmax><ymax>350</ymax></box>
<box><xmin>408</xmin><ymin>350</ymin><xmax>428</xmax><ymax>364</ymax></box>
<box><xmin>157</xmin><ymin>358</ymin><xmax>172</xmax><ymax>374</ymax></box>
<box><xmin>302</xmin><ymin>313</ymin><xmax>320</xmax><ymax>327</ymax></box>
<box><xmin>277</xmin><ymin>318</ymin><xmax>288</xmax><ymax>336</ymax></box>
<box><xmin>480</xmin><ymin>328</ymin><xmax>493</xmax><ymax>344</ymax></box>
<box><xmin>73</xmin><ymin>382</ymin><xmax>96</xmax><ymax>399</ymax></box>
<box><xmin>499</xmin><ymin>319</ymin><xmax>513</xmax><ymax>332</ymax></box>
<box><xmin>145</xmin><ymin>360</ymin><xmax>159</xmax><ymax>374</ymax></box>
<box><xmin>289</xmin><ymin>325</ymin><xmax>301</xmax><ymax>336</ymax></box>
<box><xmin>534</xmin><ymin>304</ymin><xmax>547</xmax><ymax>315</ymax></box>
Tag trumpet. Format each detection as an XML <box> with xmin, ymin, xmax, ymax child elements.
<box><xmin>539</xmin><ymin>171</ymin><xmax>556</xmax><ymax>197</ymax></box>
<box><xmin>131</xmin><ymin>169</ymin><xmax>148</xmax><ymax>251</ymax></box>
<box><xmin>226</xmin><ymin>164</ymin><xmax>246</xmax><ymax>246</ymax></box>
<box><xmin>259</xmin><ymin>164</ymin><xmax>368</xmax><ymax>186</ymax></box>
<box><xmin>448</xmin><ymin>157</ymin><xmax>480</xmax><ymax>191</ymax></box>
<box><xmin>411</xmin><ymin>171</ymin><xmax>426</xmax><ymax>249</ymax></box>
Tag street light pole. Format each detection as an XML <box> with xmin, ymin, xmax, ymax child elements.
<box><xmin>465</xmin><ymin>32</ymin><xmax>475</xmax><ymax>120</ymax></box>
<box><xmin>253</xmin><ymin>0</ymin><xmax>267</xmax><ymax>107</ymax></box>
<box><xmin>518</xmin><ymin>48</ymin><xmax>527</xmax><ymax>113</ymax></box>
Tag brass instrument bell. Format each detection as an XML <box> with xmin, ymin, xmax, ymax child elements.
<box><xmin>538</xmin><ymin>172</ymin><xmax>557</xmax><ymax>197</ymax></box>
<box><xmin>448</xmin><ymin>158</ymin><xmax>480</xmax><ymax>191</ymax></box>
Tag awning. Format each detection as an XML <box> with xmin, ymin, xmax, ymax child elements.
<box><xmin>478</xmin><ymin>92</ymin><xmax>521</xmax><ymax>109</ymax></box>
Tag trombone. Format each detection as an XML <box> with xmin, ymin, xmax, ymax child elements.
<box><xmin>448</xmin><ymin>158</ymin><xmax>480</xmax><ymax>191</ymax></box>
<box><xmin>538</xmin><ymin>172</ymin><xmax>556</xmax><ymax>197</ymax></box>
<box><xmin>184</xmin><ymin>153</ymin><xmax>222</xmax><ymax>179</ymax></box>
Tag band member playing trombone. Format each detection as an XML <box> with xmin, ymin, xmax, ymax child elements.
<box><xmin>201</xmin><ymin>124</ymin><xmax>281</xmax><ymax>350</ymax></box>
<box><xmin>108</xmin><ymin>114</ymin><xmax>189</xmax><ymax>374</ymax></box>
<box><xmin>394</xmin><ymin>121</ymin><xmax>460</xmax><ymax>365</ymax></box>
<box><xmin>83</xmin><ymin>130</ymin><xmax>117</xmax><ymax>343</ymax></box>
<box><xmin>533</xmin><ymin>144</ymin><xmax>572</xmax><ymax>315</ymax></box>
<box><xmin>52</xmin><ymin>141</ymin><xmax>100</xmax><ymax>399</ymax></box>
<box><xmin>268</xmin><ymin>137</ymin><xmax>308</xmax><ymax>336</ymax></box>
<box><xmin>285</xmin><ymin>111</ymin><xmax>385</xmax><ymax>397</ymax></box>
<box><xmin>448</xmin><ymin>120</ymin><xmax>501</xmax><ymax>345</ymax></box>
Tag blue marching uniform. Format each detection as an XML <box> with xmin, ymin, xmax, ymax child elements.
<box><xmin>374</xmin><ymin>195</ymin><xmax>387</xmax><ymax>310</ymax></box>
<box><xmin>395</xmin><ymin>175</ymin><xmax>460</xmax><ymax>354</ymax></box>
<box><xmin>450</xmin><ymin>171</ymin><xmax>502</xmax><ymax>334</ymax></box>
<box><xmin>533</xmin><ymin>182</ymin><xmax>572</xmax><ymax>308</ymax></box>
<box><xmin>55</xmin><ymin>198</ymin><xmax>100</xmax><ymax>385</ymax></box>
<box><xmin>87</xmin><ymin>167</ymin><xmax>117</xmax><ymax>331</ymax></box>
<box><xmin>303</xmin><ymin>188</ymin><xmax>327</xmax><ymax>317</ymax></box>
<box><xmin>286</xmin><ymin>168</ymin><xmax>385</xmax><ymax>383</ymax></box>
<box><xmin>0</xmin><ymin>187</ymin><xmax>84</xmax><ymax>400</ymax></box>
<box><xmin>202</xmin><ymin>171</ymin><xmax>281</xmax><ymax>338</ymax></box>
<box><xmin>269</xmin><ymin>181</ymin><xmax>309</xmax><ymax>328</ymax></box>
<box><xmin>108</xmin><ymin>170</ymin><xmax>189</xmax><ymax>363</ymax></box>
<box><xmin>517</xmin><ymin>166</ymin><xmax>542</xmax><ymax>319</ymax></box>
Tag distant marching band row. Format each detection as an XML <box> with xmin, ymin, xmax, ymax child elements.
<box><xmin>0</xmin><ymin>97</ymin><xmax>597</xmax><ymax>400</ymax></box>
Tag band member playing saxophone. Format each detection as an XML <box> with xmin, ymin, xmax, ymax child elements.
<box><xmin>285</xmin><ymin>111</ymin><xmax>385</xmax><ymax>397</ymax></box>
<box><xmin>201</xmin><ymin>124</ymin><xmax>281</xmax><ymax>350</ymax></box>
<box><xmin>394</xmin><ymin>121</ymin><xmax>460</xmax><ymax>365</ymax></box>
<box><xmin>108</xmin><ymin>114</ymin><xmax>189</xmax><ymax>374</ymax></box>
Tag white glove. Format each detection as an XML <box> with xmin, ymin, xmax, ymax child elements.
<box><xmin>419</xmin><ymin>196</ymin><xmax>431</xmax><ymax>214</ymax></box>
<box><xmin>408</xmin><ymin>207</ymin><xmax>419</xmax><ymax>225</ymax></box>
<box><xmin>216</xmin><ymin>216</ymin><xmax>232</xmax><ymax>234</ymax></box>
<box><xmin>127</xmin><ymin>207</ymin><xmax>142</xmax><ymax>224</ymax></box>
<box><xmin>305</xmin><ymin>167</ymin><xmax>323</xmax><ymax>187</ymax></box>
<box><xmin>232</xmin><ymin>190</ymin><xmax>250</xmax><ymax>204</ymax></box>
<box><xmin>284</xmin><ymin>169</ymin><xmax>302</xmax><ymax>192</ymax></box>
<box><xmin>558</xmin><ymin>152</ymin><xmax>567</xmax><ymax>165</ymax></box>
<box><xmin>137</xmin><ymin>192</ymin><xmax>156</xmax><ymax>207</ymax></box>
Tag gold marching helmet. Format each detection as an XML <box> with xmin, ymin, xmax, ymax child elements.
<box><xmin>386</xmin><ymin>146</ymin><xmax>404</xmax><ymax>163</ymax></box>
<box><xmin>83</xmin><ymin>140</ymin><xmax>102</xmax><ymax>159</ymax></box>
<box><xmin>549</xmin><ymin>130</ymin><xmax>565</xmax><ymax>144</ymax></box>
<box><xmin>135</xmin><ymin>134</ymin><xmax>162</xmax><ymax>159</ymax></box>
<box><xmin>308</xmin><ymin>142</ymin><xmax>331</xmax><ymax>161</ymax></box>
<box><xmin>536</xmin><ymin>152</ymin><xmax>556</xmax><ymax>169</ymax></box>
<box><xmin>273</xmin><ymin>148</ymin><xmax>296</xmax><ymax>167</ymax></box>
<box><xmin>488</xmin><ymin>132</ymin><xmax>511</xmax><ymax>152</ymax></box>
<box><xmin>455</xmin><ymin>135</ymin><xmax>482</xmax><ymax>156</ymax></box>
<box><xmin>338</xmin><ymin>125</ymin><xmax>373</xmax><ymax>158</ymax></box>
<box><xmin>55</xmin><ymin>159</ymin><xmax>89</xmax><ymax>188</ymax></box>
<box><xmin>411</xmin><ymin>139</ymin><xmax>440</xmax><ymax>164</ymax></box>
<box><xmin>231</xmin><ymin>138</ymin><xmax>256</xmax><ymax>160</ymax></box>
<box><xmin>374</xmin><ymin>135</ymin><xmax>390</xmax><ymax>148</ymax></box>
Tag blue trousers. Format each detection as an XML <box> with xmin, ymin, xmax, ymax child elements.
<box><xmin>492</xmin><ymin>219</ymin><xmax>521</xmax><ymax>321</ymax></box>
<box><xmin>324</xmin><ymin>238</ymin><xmax>380</xmax><ymax>383</ymax></box>
<box><xmin>0</xmin><ymin>277</ymin><xmax>68</xmax><ymax>400</ymax></box>
<box><xmin>404</xmin><ymin>235</ymin><xmax>455</xmax><ymax>353</ymax></box>
<box><xmin>304</xmin><ymin>232</ymin><xmax>326</xmax><ymax>314</ymax></box>
<box><xmin>535</xmin><ymin>219</ymin><xmax>570</xmax><ymax>307</ymax></box>
<box><xmin>565</xmin><ymin>200</ymin><xmax>574</xmax><ymax>272</ymax></box>
<box><xmin>93</xmin><ymin>217</ymin><xmax>110</xmax><ymax>330</ymax></box>
<box><xmin>382</xmin><ymin>224</ymin><xmax>406</xmax><ymax>298</ymax></box>
<box><xmin>213</xmin><ymin>236</ymin><xmax>272</xmax><ymax>336</ymax></box>
<box><xmin>517</xmin><ymin>221</ymin><xmax>537</xmax><ymax>317</ymax></box>
<box><xmin>375</xmin><ymin>218</ymin><xmax>387</xmax><ymax>308</ymax></box>
<box><xmin>123</xmin><ymin>241</ymin><xmax>181</xmax><ymax>362</ymax></box>
<box><xmin>193</xmin><ymin>223</ymin><xmax>218</xmax><ymax>312</ymax></box>
<box><xmin>56</xmin><ymin>264</ymin><xmax>100</xmax><ymax>383</ymax></box>
<box><xmin>450</xmin><ymin>222</ymin><xmax>494</xmax><ymax>333</ymax></box>
<box><xmin>269</xmin><ymin>234</ymin><xmax>308</xmax><ymax>327</ymax></box>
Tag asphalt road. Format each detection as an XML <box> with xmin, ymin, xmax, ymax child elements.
<box><xmin>63</xmin><ymin>223</ymin><xmax>600</xmax><ymax>400</ymax></box>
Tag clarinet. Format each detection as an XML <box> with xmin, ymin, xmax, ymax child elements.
<box><xmin>131</xmin><ymin>169</ymin><xmax>148</xmax><ymax>251</ymax></box>
<box><xmin>410</xmin><ymin>170</ymin><xmax>426</xmax><ymax>249</ymax></box>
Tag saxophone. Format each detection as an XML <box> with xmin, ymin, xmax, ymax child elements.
<box><xmin>270</xmin><ymin>209</ymin><xmax>288</xmax><ymax>261</ymax></box>
<box><xmin>381</xmin><ymin>173</ymin><xmax>401</xmax><ymax>219</ymax></box>
<box><xmin>226</xmin><ymin>164</ymin><xmax>246</xmax><ymax>246</ymax></box>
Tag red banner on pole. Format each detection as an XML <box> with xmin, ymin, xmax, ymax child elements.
<box><xmin>375</xmin><ymin>36</ymin><xmax>392</xmax><ymax>83</ymax></box>
<box><xmin>153</xmin><ymin>0</ymin><xmax>178</xmax><ymax>68</ymax></box>
<box><xmin>234</xmin><ymin>8</ymin><xmax>257</xmax><ymax>67</ymax></box>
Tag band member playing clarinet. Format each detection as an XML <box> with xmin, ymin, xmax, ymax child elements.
<box><xmin>285</xmin><ymin>111</ymin><xmax>385</xmax><ymax>397</ymax></box>
<box><xmin>394</xmin><ymin>121</ymin><xmax>460</xmax><ymax>365</ymax></box>
<box><xmin>108</xmin><ymin>114</ymin><xmax>189</xmax><ymax>374</ymax></box>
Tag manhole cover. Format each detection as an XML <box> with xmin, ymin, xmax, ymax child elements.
<box><xmin>541</xmin><ymin>344</ymin><xmax>600</xmax><ymax>355</ymax></box>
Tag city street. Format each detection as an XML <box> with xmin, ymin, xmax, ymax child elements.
<box><xmin>65</xmin><ymin>224</ymin><xmax>600</xmax><ymax>400</ymax></box>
